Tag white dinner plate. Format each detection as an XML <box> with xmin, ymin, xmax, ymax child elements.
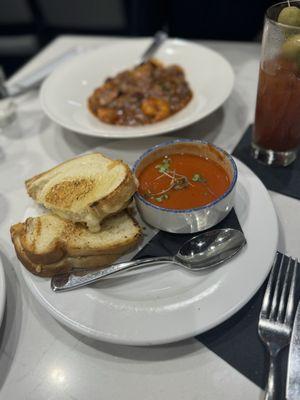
<box><xmin>40</xmin><ymin>39</ymin><xmax>234</xmax><ymax>139</ymax></box>
<box><xmin>20</xmin><ymin>138</ymin><xmax>278</xmax><ymax>346</ymax></box>
<box><xmin>0</xmin><ymin>254</ymin><xmax>6</xmax><ymax>326</ymax></box>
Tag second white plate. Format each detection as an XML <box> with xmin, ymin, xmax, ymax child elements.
<box><xmin>40</xmin><ymin>39</ymin><xmax>234</xmax><ymax>138</ymax></box>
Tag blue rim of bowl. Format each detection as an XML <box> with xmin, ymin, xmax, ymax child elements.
<box><xmin>132</xmin><ymin>139</ymin><xmax>238</xmax><ymax>214</ymax></box>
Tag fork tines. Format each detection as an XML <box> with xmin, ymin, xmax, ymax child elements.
<box><xmin>260</xmin><ymin>253</ymin><xmax>299</xmax><ymax>324</ymax></box>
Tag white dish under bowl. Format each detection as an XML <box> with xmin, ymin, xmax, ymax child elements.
<box><xmin>133</xmin><ymin>140</ymin><xmax>237</xmax><ymax>233</ymax></box>
<box><xmin>19</xmin><ymin>137</ymin><xmax>278</xmax><ymax>346</ymax></box>
<box><xmin>40</xmin><ymin>38</ymin><xmax>234</xmax><ymax>139</ymax></box>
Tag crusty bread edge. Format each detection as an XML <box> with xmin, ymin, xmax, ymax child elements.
<box><xmin>25</xmin><ymin>152</ymin><xmax>137</xmax><ymax>206</ymax></box>
<box><xmin>10</xmin><ymin>213</ymin><xmax>142</xmax><ymax>278</ymax></box>
<box><xmin>15</xmin><ymin>218</ymin><xmax>66</xmax><ymax>265</ymax></box>
<box><xmin>25</xmin><ymin>152</ymin><xmax>115</xmax><ymax>196</ymax></box>
<box><xmin>25</xmin><ymin>153</ymin><xmax>138</xmax><ymax>231</ymax></box>
<box><xmin>11</xmin><ymin>225</ymin><xmax>71</xmax><ymax>277</ymax></box>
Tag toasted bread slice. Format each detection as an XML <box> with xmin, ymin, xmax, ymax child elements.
<box><xmin>25</xmin><ymin>153</ymin><xmax>137</xmax><ymax>232</ymax></box>
<box><xmin>11</xmin><ymin>212</ymin><xmax>141</xmax><ymax>277</ymax></box>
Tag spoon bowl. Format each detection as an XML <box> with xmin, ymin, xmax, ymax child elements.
<box><xmin>176</xmin><ymin>229</ymin><xmax>246</xmax><ymax>270</ymax></box>
<box><xmin>51</xmin><ymin>228</ymin><xmax>246</xmax><ymax>292</ymax></box>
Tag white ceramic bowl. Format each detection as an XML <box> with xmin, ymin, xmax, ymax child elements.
<box><xmin>40</xmin><ymin>39</ymin><xmax>234</xmax><ymax>139</ymax></box>
<box><xmin>133</xmin><ymin>140</ymin><xmax>238</xmax><ymax>233</ymax></box>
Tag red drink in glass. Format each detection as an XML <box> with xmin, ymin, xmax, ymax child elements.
<box><xmin>252</xmin><ymin>1</ymin><xmax>300</xmax><ymax>166</ymax></box>
<box><xmin>253</xmin><ymin>57</ymin><xmax>300</xmax><ymax>152</ymax></box>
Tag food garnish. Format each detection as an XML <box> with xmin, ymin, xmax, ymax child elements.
<box><xmin>155</xmin><ymin>194</ymin><xmax>169</xmax><ymax>202</ymax></box>
<box><xmin>155</xmin><ymin>158</ymin><xmax>171</xmax><ymax>173</ymax></box>
<box><xmin>192</xmin><ymin>173</ymin><xmax>207</xmax><ymax>183</ymax></box>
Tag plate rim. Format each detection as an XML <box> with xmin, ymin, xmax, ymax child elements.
<box><xmin>0</xmin><ymin>254</ymin><xmax>6</xmax><ymax>326</ymax></box>
<box><xmin>20</xmin><ymin>157</ymin><xmax>278</xmax><ymax>346</ymax></box>
<box><xmin>39</xmin><ymin>38</ymin><xmax>235</xmax><ymax>139</ymax></box>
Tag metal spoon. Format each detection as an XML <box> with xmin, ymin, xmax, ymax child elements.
<box><xmin>51</xmin><ymin>228</ymin><xmax>246</xmax><ymax>292</ymax></box>
<box><xmin>140</xmin><ymin>31</ymin><xmax>168</xmax><ymax>63</ymax></box>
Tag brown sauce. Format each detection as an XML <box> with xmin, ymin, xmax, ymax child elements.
<box><xmin>88</xmin><ymin>59</ymin><xmax>193</xmax><ymax>126</ymax></box>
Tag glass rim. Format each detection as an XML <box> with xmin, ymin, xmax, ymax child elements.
<box><xmin>266</xmin><ymin>0</ymin><xmax>300</xmax><ymax>29</ymax></box>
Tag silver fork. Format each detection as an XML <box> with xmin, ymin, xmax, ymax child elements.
<box><xmin>258</xmin><ymin>253</ymin><xmax>298</xmax><ymax>400</ymax></box>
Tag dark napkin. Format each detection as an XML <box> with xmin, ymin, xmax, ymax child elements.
<box><xmin>232</xmin><ymin>124</ymin><xmax>300</xmax><ymax>200</ymax></box>
<box><xmin>133</xmin><ymin>208</ymin><xmax>241</xmax><ymax>259</ymax></box>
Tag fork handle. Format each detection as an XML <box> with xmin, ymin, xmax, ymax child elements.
<box><xmin>265</xmin><ymin>354</ymin><xmax>278</xmax><ymax>400</ymax></box>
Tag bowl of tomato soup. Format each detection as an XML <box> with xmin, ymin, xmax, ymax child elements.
<box><xmin>133</xmin><ymin>140</ymin><xmax>237</xmax><ymax>233</ymax></box>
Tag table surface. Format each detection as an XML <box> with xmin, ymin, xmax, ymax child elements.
<box><xmin>1</xmin><ymin>35</ymin><xmax>300</xmax><ymax>400</ymax></box>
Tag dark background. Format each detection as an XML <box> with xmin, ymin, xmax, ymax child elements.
<box><xmin>0</xmin><ymin>0</ymin><xmax>277</xmax><ymax>77</ymax></box>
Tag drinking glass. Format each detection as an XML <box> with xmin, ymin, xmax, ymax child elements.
<box><xmin>252</xmin><ymin>1</ymin><xmax>300</xmax><ymax>166</ymax></box>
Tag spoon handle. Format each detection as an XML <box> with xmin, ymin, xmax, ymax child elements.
<box><xmin>140</xmin><ymin>31</ymin><xmax>168</xmax><ymax>63</ymax></box>
<box><xmin>51</xmin><ymin>256</ymin><xmax>174</xmax><ymax>292</ymax></box>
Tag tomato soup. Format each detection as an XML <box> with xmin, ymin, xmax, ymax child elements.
<box><xmin>137</xmin><ymin>153</ymin><xmax>230</xmax><ymax>210</ymax></box>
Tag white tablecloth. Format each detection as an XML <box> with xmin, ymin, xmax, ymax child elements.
<box><xmin>1</xmin><ymin>35</ymin><xmax>299</xmax><ymax>400</ymax></box>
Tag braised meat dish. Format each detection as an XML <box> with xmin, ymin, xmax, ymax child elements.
<box><xmin>88</xmin><ymin>59</ymin><xmax>193</xmax><ymax>126</ymax></box>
